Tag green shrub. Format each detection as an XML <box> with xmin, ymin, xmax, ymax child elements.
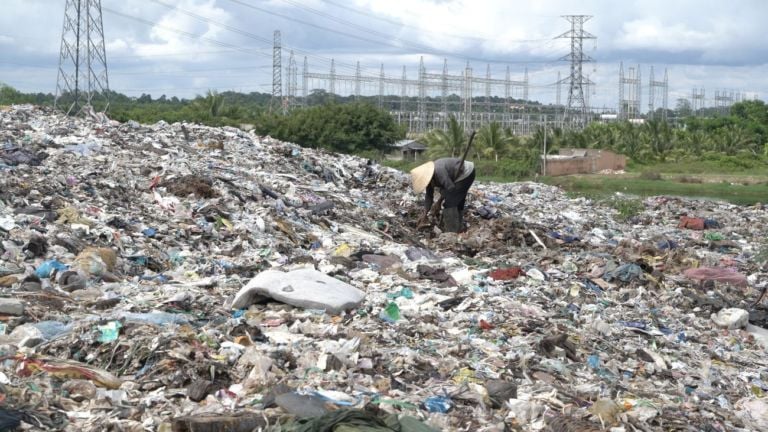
<box><xmin>700</xmin><ymin>152</ymin><xmax>765</xmax><ymax>170</ymax></box>
<box><xmin>255</xmin><ymin>102</ymin><xmax>405</xmax><ymax>154</ymax></box>
<box><xmin>474</xmin><ymin>158</ymin><xmax>537</xmax><ymax>180</ymax></box>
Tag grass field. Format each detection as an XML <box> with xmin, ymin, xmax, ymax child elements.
<box><xmin>543</xmin><ymin>174</ymin><xmax>768</xmax><ymax>205</ymax></box>
<box><xmin>628</xmin><ymin>159</ymin><xmax>768</xmax><ymax>176</ymax></box>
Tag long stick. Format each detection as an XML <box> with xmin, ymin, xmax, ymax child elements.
<box><xmin>456</xmin><ymin>130</ymin><xmax>476</xmax><ymax>179</ymax></box>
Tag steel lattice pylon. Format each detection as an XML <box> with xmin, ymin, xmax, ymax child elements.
<box><xmin>556</xmin><ymin>15</ymin><xmax>595</xmax><ymax>127</ymax></box>
<box><xmin>55</xmin><ymin>0</ymin><xmax>110</xmax><ymax>115</ymax></box>
<box><xmin>271</xmin><ymin>30</ymin><xmax>282</xmax><ymax>113</ymax></box>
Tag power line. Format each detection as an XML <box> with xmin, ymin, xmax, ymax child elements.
<box><xmin>318</xmin><ymin>0</ymin><xmax>486</xmax><ymax>42</ymax></box>
<box><xmin>278</xmin><ymin>0</ymin><xmax>549</xmax><ymax>56</ymax></box>
<box><xmin>223</xmin><ymin>0</ymin><xmax>558</xmax><ymax>66</ymax></box>
<box><xmin>138</xmin><ymin>0</ymin><xmax>551</xmax><ymax>91</ymax></box>
<box><xmin>318</xmin><ymin>0</ymin><xmax>555</xmax><ymax>45</ymax></box>
<box><xmin>0</xmin><ymin>61</ymin><xmax>269</xmax><ymax>75</ymax></box>
<box><xmin>0</xmin><ymin>61</ymin><xmax>57</xmax><ymax>70</ymax></box>
<box><xmin>111</xmin><ymin>48</ymin><xmax>269</xmax><ymax>60</ymax></box>
<box><xmin>145</xmin><ymin>0</ymin><xmax>365</xmax><ymax>74</ymax></box>
<box><xmin>102</xmin><ymin>6</ymin><xmax>273</xmax><ymax>60</ymax></box>
<box><xmin>112</xmin><ymin>65</ymin><xmax>271</xmax><ymax>76</ymax></box>
<box><xmin>118</xmin><ymin>84</ymin><xmax>269</xmax><ymax>93</ymax></box>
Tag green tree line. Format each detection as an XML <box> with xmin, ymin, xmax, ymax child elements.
<box><xmin>2</xmin><ymin>83</ymin><xmax>767</xmax><ymax>177</ymax></box>
<box><xmin>0</xmin><ymin>84</ymin><xmax>403</xmax><ymax>154</ymax></box>
<box><xmin>420</xmin><ymin>100</ymin><xmax>768</xmax><ymax>179</ymax></box>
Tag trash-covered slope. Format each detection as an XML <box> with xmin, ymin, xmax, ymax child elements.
<box><xmin>1</xmin><ymin>105</ymin><xmax>768</xmax><ymax>431</ymax></box>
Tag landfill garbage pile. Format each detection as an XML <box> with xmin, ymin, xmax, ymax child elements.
<box><xmin>1</xmin><ymin>104</ymin><xmax>768</xmax><ymax>432</ymax></box>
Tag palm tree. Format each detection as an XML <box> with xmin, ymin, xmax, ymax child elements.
<box><xmin>713</xmin><ymin>125</ymin><xmax>755</xmax><ymax>155</ymax></box>
<box><xmin>531</xmin><ymin>126</ymin><xmax>564</xmax><ymax>156</ymax></box>
<box><xmin>618</xmin><ymin>121</ymin><xmax>643</xmax><ymax>161</ymax></box>
<box><xmin>477</xmin><ymin>121</ymin><xmax>511</xmax><ymax>161</ymax></box>
<box><xmin>642</xmin><ymin>119</ymin><xmax>673</xmax><ymax>161</ymax></box>
<box><xmin>191</xmin><ymin>90</ymin><xmax>225</xmax><ymax>120</ymax></box>
<box><xmin>680</xmin><ymin>129</ymin><xmax>708</xmax><ymax>156</ymax></box>
<box><xmin>423</xmin><ymin>115</ymin><xmax>466</xmax><ymax>158</ymax></box>
<box><xmin>600</xmin><ymin>124</ymin><xmax>621</xmax><ymax>152</ymax></box>
<box><xmin>580</xmin><ymin>123</ymin><xmax>604</xmax><ymax>149</ymax></box>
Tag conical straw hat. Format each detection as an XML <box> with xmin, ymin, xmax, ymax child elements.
<box><xmin>410</xmin><ymin>161</ymin><xmax>435</xmax><ymax>193</ymax></box>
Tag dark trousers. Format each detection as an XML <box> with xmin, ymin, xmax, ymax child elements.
<box><xmin>443</xmin><ymin>169</ymin><xmax>475</xmax><ymax>211</ymax></box>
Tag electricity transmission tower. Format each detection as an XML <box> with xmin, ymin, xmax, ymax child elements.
<box><xmin>648</xmin><ymin>66</ymin><xmax>669</xmax><ymax>120</ymax></box>
<box><xmin>271</xmin><ymin>30</ymin><xmax>282</xmax><ymax>113</ymax></box>
<box><xmin>284</xmin><ymin>50</ymin><xmax>297</xmax><ymax>112</ymax></box>
<box><xmin>55</xmin><ymin>0</ymin><xmax>110</xmax><ymax>115</ymax></box>
<box><xmin>691</xmin><ymin>88</ymin><xmax>705</xmax><ymax>116</ymax></box>
<box><xmin>714</xmin><ymin>90</ymin><xmax>735</xmax><ymax>115</ymax></box>
<box><xmin>619</xmin><ymin>62</ymin><xmax>641</xmax><ymax>119</ymax></box>
<box><xmin>556</xmin><ymin>15</ymin><xmax>595</xmax><ymax>127</ymax></box>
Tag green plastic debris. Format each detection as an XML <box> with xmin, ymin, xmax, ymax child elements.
<box><xmin>704</xmin><ymin>232</ymin><xmax>725</xmax><ymax>241</ymax></box>
<box><xmin>379</xmin><ymin>302</ymin><xmax>400</xmax><ymax>323</ymax></box>
<box><xmin>97</xmin><ymin>321</ymin><xmax>122</xmax><ymax>343</ymax></box>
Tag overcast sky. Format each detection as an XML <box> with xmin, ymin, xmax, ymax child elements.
<box><xmin>1</xmin><ymin>0</ymin><xmax>766</xmax><ymax>111</ymax></box>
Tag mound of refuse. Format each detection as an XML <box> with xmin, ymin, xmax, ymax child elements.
<box><xmin>1</xmin><ymin>104</ymin><xmax>768</xmax><ymax>431</ymax></box>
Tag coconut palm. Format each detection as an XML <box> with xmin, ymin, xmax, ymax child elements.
<box><xmin>423</xmin><ymin>115</ymin><xmax>466</xmax><ymax>158</ymax></box>
<box><xmin>642</xmin><ymin>119</ymin><xmax>674</xmax><ymax>161</ymax></box>
<box><xmin>530</xmin><ymin>125</ymin><xmax>565</xmax><ymax>156</ymax></box>
<box><xmin>679</xmin><ymin>129</ymin><xmax>709</xmax><ymax>156</ymax></box>
<box><xmin>579</xmin><ymin>123</ymin><xmax>604</xmax><ymax>149</ymax></box>
<box><xmin>712</xmin><ymin>124</ymin><xmax>756</xmax><ymax>155</ymax></box>
<box><xmin>477</xmin><ymin>121</ymin><xmax>512</xmax><ymax>161</ymax></box>
<box><xmin>191</xmin><ymin>90</ymin><xmax>225</xmax><ymax>120</ymax></box>
<box><xmin>618</xmin><ymin>121</ymin><xmax>643</xmax><ymax>161</ymax></box>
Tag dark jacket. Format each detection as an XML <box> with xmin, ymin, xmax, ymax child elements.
<box><xmin>424</xmin><ymin>158</ymin><xmax>475</xmax><ymax>210</ymax></box>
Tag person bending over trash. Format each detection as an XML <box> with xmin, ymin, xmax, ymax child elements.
<box><xmin>410</xmin><ymin>157</ymin><xmax>475</xmax><ymax>233</ymax></box>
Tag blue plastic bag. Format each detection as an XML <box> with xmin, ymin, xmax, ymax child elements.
<box><xmin>35</xmin><ymin>260</ymin><xmax>68</xmax><ymax>278</ymax></box>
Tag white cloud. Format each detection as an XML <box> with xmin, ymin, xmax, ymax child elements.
<box><xmin>616</xmin><ymin>18</ymin><xmax>714</xmax><ymax>51</ymax></box>
<box><xmin>134</xmin><ymin>0</ymin><xmax>234</xmax><ymax>58</ymax></box>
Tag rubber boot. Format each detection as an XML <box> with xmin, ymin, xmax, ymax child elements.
<box><xmin>442</xmin><ymin>207</ymin><xmax>462</xmax><ymax>233</ymax></box>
